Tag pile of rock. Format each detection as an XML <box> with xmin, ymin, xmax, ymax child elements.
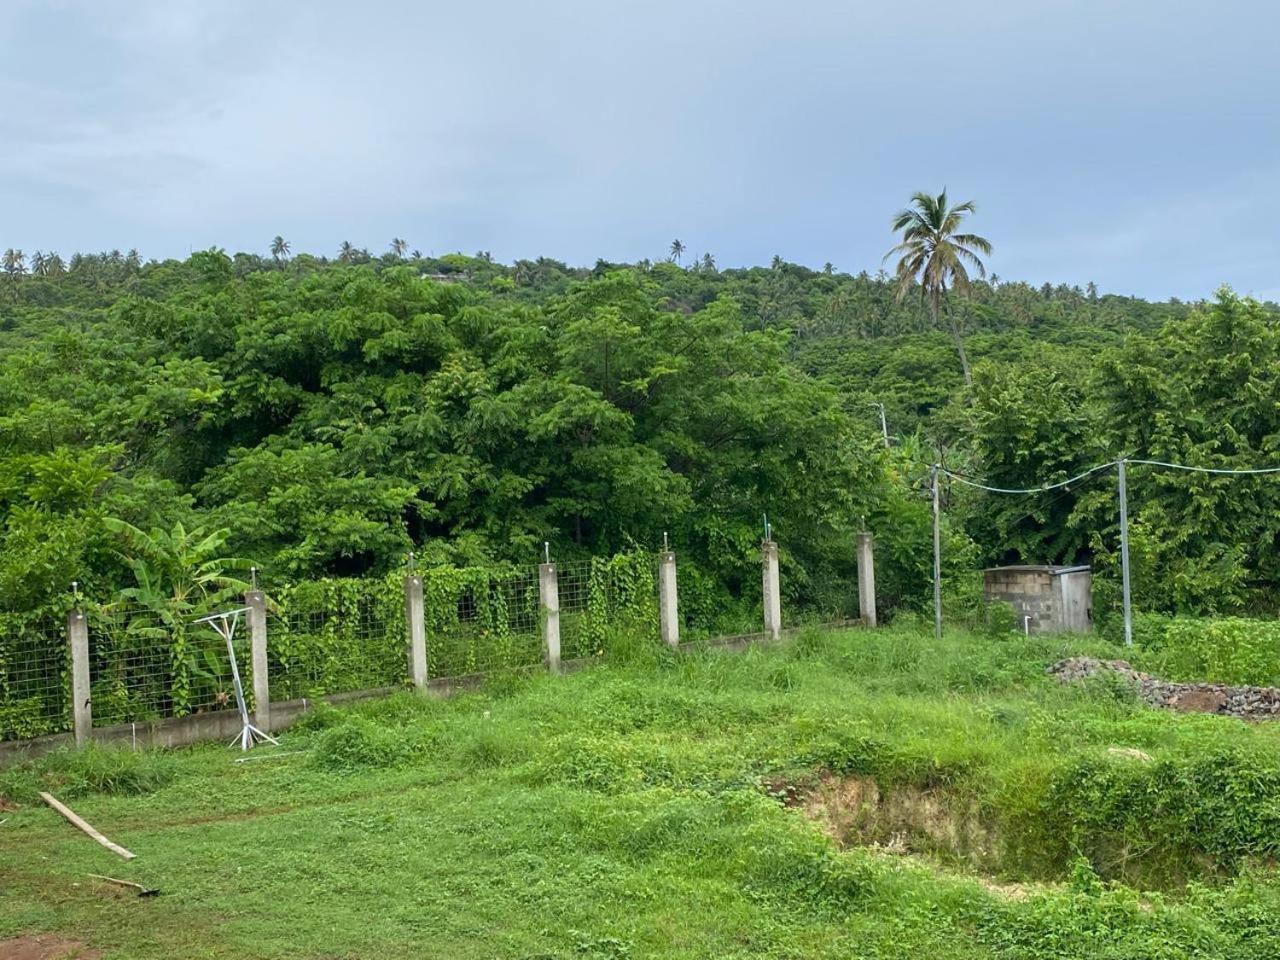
<box><xmin>1048</xmin><ymin>656</ymin><xmax>1280</xmax><ymax>719</ymax></box>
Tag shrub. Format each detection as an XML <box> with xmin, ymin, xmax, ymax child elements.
<box><xmin>1142</xmin><ymin>617</ymin><xmax>1280</xmax><ymax>686</ymax></box>
<box><xmin>0</xmin><ymin>743</ymin><xmax>176</xmax><ymax>804</ymax></box>
<box><xmin>310</xmin><ymin>717</ymin><xmax>409</xmax><ymax>772</ymax></box>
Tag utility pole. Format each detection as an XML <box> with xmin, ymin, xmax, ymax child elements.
<box><xmin>872</xmin><ymin>402</ymin><xmax>889</xmax><ymax>448</ymax></box>
<box><xmin>1117</xmin><ymin>459</ymin><xmax>1133</xmax><ymax>646</ymax></box>
<box><xmin>931</xmin><ymin>464</ymin><xmax>942</xmax><ymax>640</ymax></box>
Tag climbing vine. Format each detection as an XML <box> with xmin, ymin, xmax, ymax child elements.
<box><xmin>270</xmin><ymin>575</ymin><xmax>406</xmax><ymax>698</ymax></box>
<box><xmin>3</xmin><ymin>548</ymin><xmax>668</xmax><ymax>743</ymax></box>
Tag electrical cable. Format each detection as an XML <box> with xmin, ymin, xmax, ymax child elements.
<box><xmin>936</xmin><ymin>457</ymin><xmax>1280</xmax><ymax>494</ymax></box>
<box><xmin>1126</xmin><ymin>458</ymin><xmax>1280</xmax><ymax>476</ymax></box>
<box><xmin>940</xmin><ymin>459</ymin><xmax>1118</xmax><ymax>494</ymax></box>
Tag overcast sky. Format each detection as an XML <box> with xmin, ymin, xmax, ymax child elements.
<box><xmin>3</xmin><ymin>1</ymin><xmax>1276</xmax><ymax>300</ymax></box>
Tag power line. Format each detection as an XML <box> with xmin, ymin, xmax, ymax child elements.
<box><xmin>938</xmin><ymin>456</ymin><xmax>1280</xmax><ymax>493</ymax></box>
<box><xmin>940</xmin><ymin>460</ymin><xmax>1118</xmax><ymax>494</ymax></box>
<box><xmin>1127</xmin><ymin>458</ymin><xmax>1280</xmax><ymax>476</ymax></box>
<box><xmin>927</xmin><ymin>454</ymin><xmax>1280</xmax><ymax>648</ymax></box>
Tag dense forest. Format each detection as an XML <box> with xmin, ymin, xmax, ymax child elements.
<box><xmin>1</xmin><ymin>242</ymin><xmax>1277</xmax><ymax>628</ymax></box>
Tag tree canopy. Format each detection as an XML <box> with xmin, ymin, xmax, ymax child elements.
<box><xmin>0</xmin><ymin>244</ymin><xmax>1276</xmax><ymax>626</ymax></box>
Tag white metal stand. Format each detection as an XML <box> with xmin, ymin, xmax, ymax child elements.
<box><xmin>193</xmin><ymin>608</ymin><xmax>279</xmax><ymax>750</ymax></box>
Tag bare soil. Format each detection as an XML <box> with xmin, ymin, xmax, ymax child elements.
<box><xmin>0</xmin><ymin>935</ymin><xmax>101</xmax><ymax>960</ymax></box>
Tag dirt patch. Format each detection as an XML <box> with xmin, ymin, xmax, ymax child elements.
<box><xmin>164</xmin><ymin>803</ymin><xmax>297</xmax><ymax>828</ymax></box>
<box><xmin>792</xmin><ymin>773</ymin><xmax>997</xmax><ymax>868</ymax></box>
<box><xmin>0</xmin><ymin>934</ymin><xmax>101</xmax><ymax>960</ymax></box>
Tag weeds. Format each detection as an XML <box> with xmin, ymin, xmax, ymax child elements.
<box><xmin>6</xmin><ymin>624</ymin><xmax>1280</xmax><ymax>958</ymax></box>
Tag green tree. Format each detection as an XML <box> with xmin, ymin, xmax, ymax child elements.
<box><xmin>270</xmin><ymin>236</ymin><xmax>291</xmax><ymax>263</ymax></box>
<box><xmin>102</xmin><ymin>519</ymin><xmax>253</xmax><ymax>716</ymax></box>
<box><xmin>886</xmin><ymin>190</ymin><xmax>992</xmax><ymax>385</ymax></box>
<box><xmin>668</xmin><ymin>239</ymin><xmax>685</xmax><ymax>263</ymax></box>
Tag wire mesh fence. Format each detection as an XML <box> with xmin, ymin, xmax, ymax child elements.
<box><xmin>2</xmin><ymin>544</ymin><xmax>869</xmax><ymax>746</ymax></box>
<box><xmin>559</xmin><ymin>552</ymin><xmax>660</xmax><ymax>662</ymax></box>
<box><xmin>677</xmin><ymin>558</ymin><xmax>761</xmax><ymax>642</ymax></box>
<box><xmin>88</xmin><ymin>600</ymin><xmax>248</xmax><ymax>726</ymax></box>
<box><xmin>424</xmin><ymin>565</ymin><xmax>544</xmax><ymax>679</ymax></box>
<box><xmin>0</xmin><ymin>612</ymin><xmax>69</xmax><ymax>741</ymax></box>
<box><xmin>268</xmin><ymin>580</ymin><xmax>407</xmax><ymax>699</ymax></box>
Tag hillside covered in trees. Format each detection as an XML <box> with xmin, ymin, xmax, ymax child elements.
<box><xmin>1</xmin><ymin>245</ymin><xmax>1277</xmax><ymax>625</ymax></box>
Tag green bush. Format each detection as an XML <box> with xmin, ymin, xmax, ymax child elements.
<box><xmin>1006</xmin><ymin>745</ymin><xmax>1280</xmax><ymax>885</ymax></box>
<box><xmin>1140</xmin><ymin>616</ymin><xmax>1280</xmax><ymax>685</ymax></box>
<box><xmin>0</xmin><ymin>743</ymin><xmax>176</xmax><ymax>804</ymax></box>
<box><xmin>310</xmin><ymin>717</ymin><xmax>412</xmax><ymax>772</ymax></box>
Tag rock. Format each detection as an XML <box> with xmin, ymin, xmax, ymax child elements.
<box><xmin>1048</xmin><ymin>657</ymin><xmax>1280</xmax><ymax>721</ymax></box>
<box><xmin>1107</xmin><ymin>747</ymin><xmax>1154</xmax><ymax>761</ymax></box>
<box><xmin>1170</xmin><ymin>689</ymin><xmax>1229</xmax><ymax>713</ymax></box>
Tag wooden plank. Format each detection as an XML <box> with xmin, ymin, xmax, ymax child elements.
<box><xmin>88</xmin><ymin>874</ymin><xmax>158</xmax><ymax>896</ymax></box>
<box><xmin>39</xmin><ymin>792</ymin><xmax>136</xmax><ymax>860</ymax></box>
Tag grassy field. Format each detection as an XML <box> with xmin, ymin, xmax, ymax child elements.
<box><xmin>4</xmin><ymin>624</ymin><xmax>1280</xmax><ymax>959</ymax></box>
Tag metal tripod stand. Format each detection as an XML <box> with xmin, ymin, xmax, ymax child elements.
<box><xmin>193</xmin><ymin>607</ymin><xmax>279</xmax><ymax>750</ymax></box>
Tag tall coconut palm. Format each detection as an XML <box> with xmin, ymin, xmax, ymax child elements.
<box><xmin>270</xmin><ymin>236</ymin><xmax>290</xmax><ymax>263</ymax></box>
<box><xmin>701</xmin><ymin>252</ymin><xmax>716</xmax><ymax>272</ymax></box>
<box><xmin>885</xmin><ymin>190</ymin><xmax>991</xmax><ymax>386</ymax></box>
<box><xmin>390</xmin><ymin>237</ymin><xmax>407</xmax><ymax>258</ymax></box>
<box><xmin>29</xmin><ymin>251</ymin><xmax>47</xmax><ymax>276</ymax></box>
<box><xmin>3</xmin><ymin>248</ymin><xmax>27</xmax><ymax>277</ymax></box>
<box><xmin>669</xmin><ymin>238</ymin><xmax>685</xmax><ymax>263</ymax></box>
<box><xmin>338</xmin><ymin>240</ymin><xmax>356</xmax><ymax>264</ymax></box>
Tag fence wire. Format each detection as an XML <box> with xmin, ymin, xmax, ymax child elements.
<box><xmin>559</xmin><ymin>553</ymin><xmax>660</xmax><ymax>662</ymax></box>
<box><xmin>89</xmin><ymin>600</ymin><xmax>247</xmax><ymax>726</ymax></box>
<box><xmin>3</xmin><ymin>545</ymin><xmax>869</xmax><ymax>747</ymax></box>
<box><xmin>268</xmin><ymin>584</ymin><xmax>406</xmax><ymax>699</ymax></box>
<box><xmin>425</xmin><ymin>565</ymin><xmax>543</xmax><ymax>679</ymax></box>
<box><xmin>0</xmin><ymin>612</ymin><xmax>69</xmax><ymax>741</ymax></box>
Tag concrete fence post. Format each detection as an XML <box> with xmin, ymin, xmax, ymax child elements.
<box><xmin>762</xmin><ymin>540</ymin><xmax>782</xmax><ymax>642</ymax></box>
<box><xmin>856</xmin><ymin>531</ymin><xmax>877</xmax><ymax>627</ymax></box>
<box><xmin>67</xmin><ymin>608</ymin><xmax>91</xmax><ymax>747</ymax></box>
<box><xmin>244</xmin><ymin>591</ymin><xmax>270</xmax><ymax>731</ymax></box>
<box><xmin>405</xmin><ymin>574</ymin><xmax>428</xmax><ymax>690</ymax></box>
<box><xmin>539</xmin><ymin>562</ymin><xmax>561</xmax><ymax>672</ymax></box>
<box><xmin>658</xmin><ymin>550</ymin><xmax>679</xmax><ymax>648</ymax></box>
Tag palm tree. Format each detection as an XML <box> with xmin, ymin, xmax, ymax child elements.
<box><xmin>771</xmin><ymin>254</ymin><xmax>783</xmax><ymax>270</ymax></box>
<box><xmin>29</xmin><ymin>251</ymin><xmax>46</xmax><ymax>276</ymax></box>
<box><xmin>669</xmin><ymin>239</ymin><xmax>685</xmax><ymax>263</ymax></box>
<box><xmin>390</xmin><ymin>238</ymin><xmax>407</xmax><ymax>258</ymax></box>
<box><xmin>338</xmin><ymin>241</ymin><xmax>357</xmax><ymax>264</ymax></box>
<box><xmin>45</xmin><ymin>252</ymin><xmax>65</xmax><ymax>276</ymax></box>
<box><xmin>701</xmin><ymin>252</ymin><xmax>716</xmax><ymax>272</ymax></box>
<box><xmin>823</xmin><ymin>262</ymin><xmax>834</xmax><ymax>276</ymax></box>
<box><xmin>3</xmin><ymin>248</ymin><xmax>27</xmax><ymax>277</ymax></box>
<box><xmin>885</xmin><ymin>190</ymin><xmax>991</xmax><ymax>386</ymax></box>
<box><xmin>270</xmin><ymin>236</ymin><xmax>291</xmax><ymax>263</ymax></box>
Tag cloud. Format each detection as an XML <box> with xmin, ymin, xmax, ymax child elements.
<box><xmin>1</xmin><ymin>0</ymin><xmax>1277</xmax><ymax>298</ymax></box>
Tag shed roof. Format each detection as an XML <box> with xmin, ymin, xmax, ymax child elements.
<box><xmin>983</xmin><ymin>564</ymin><xmax>1091</xmax><ymax>576</ymax></box>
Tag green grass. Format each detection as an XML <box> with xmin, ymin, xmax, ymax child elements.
<box><xmin>4</xmin><ymin>625</ymin><xmax>1280</xmax><ymax>958</ymax></box>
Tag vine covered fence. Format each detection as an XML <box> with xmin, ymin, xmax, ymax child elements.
<box><xmin>4</xmin><ymin>545</ymin><xmax>815</xmax><ymax>745</ymax></box>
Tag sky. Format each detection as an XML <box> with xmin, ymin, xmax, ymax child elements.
<box><xmin>2</xmin><ymin>1</ymin><xmax>1277</xmax><ymax>301</ymax></box>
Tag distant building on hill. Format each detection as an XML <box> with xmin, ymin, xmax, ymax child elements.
<box><xmin>983</xmin><ymin>564</ymin><xmax>1092</xmax><ymax>634</ymax></box>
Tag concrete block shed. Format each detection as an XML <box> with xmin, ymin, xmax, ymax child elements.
<box><xmin>983</xmin><ymin>565</ymin><xmax>1093</xmax><ymax>633</ymax></box>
